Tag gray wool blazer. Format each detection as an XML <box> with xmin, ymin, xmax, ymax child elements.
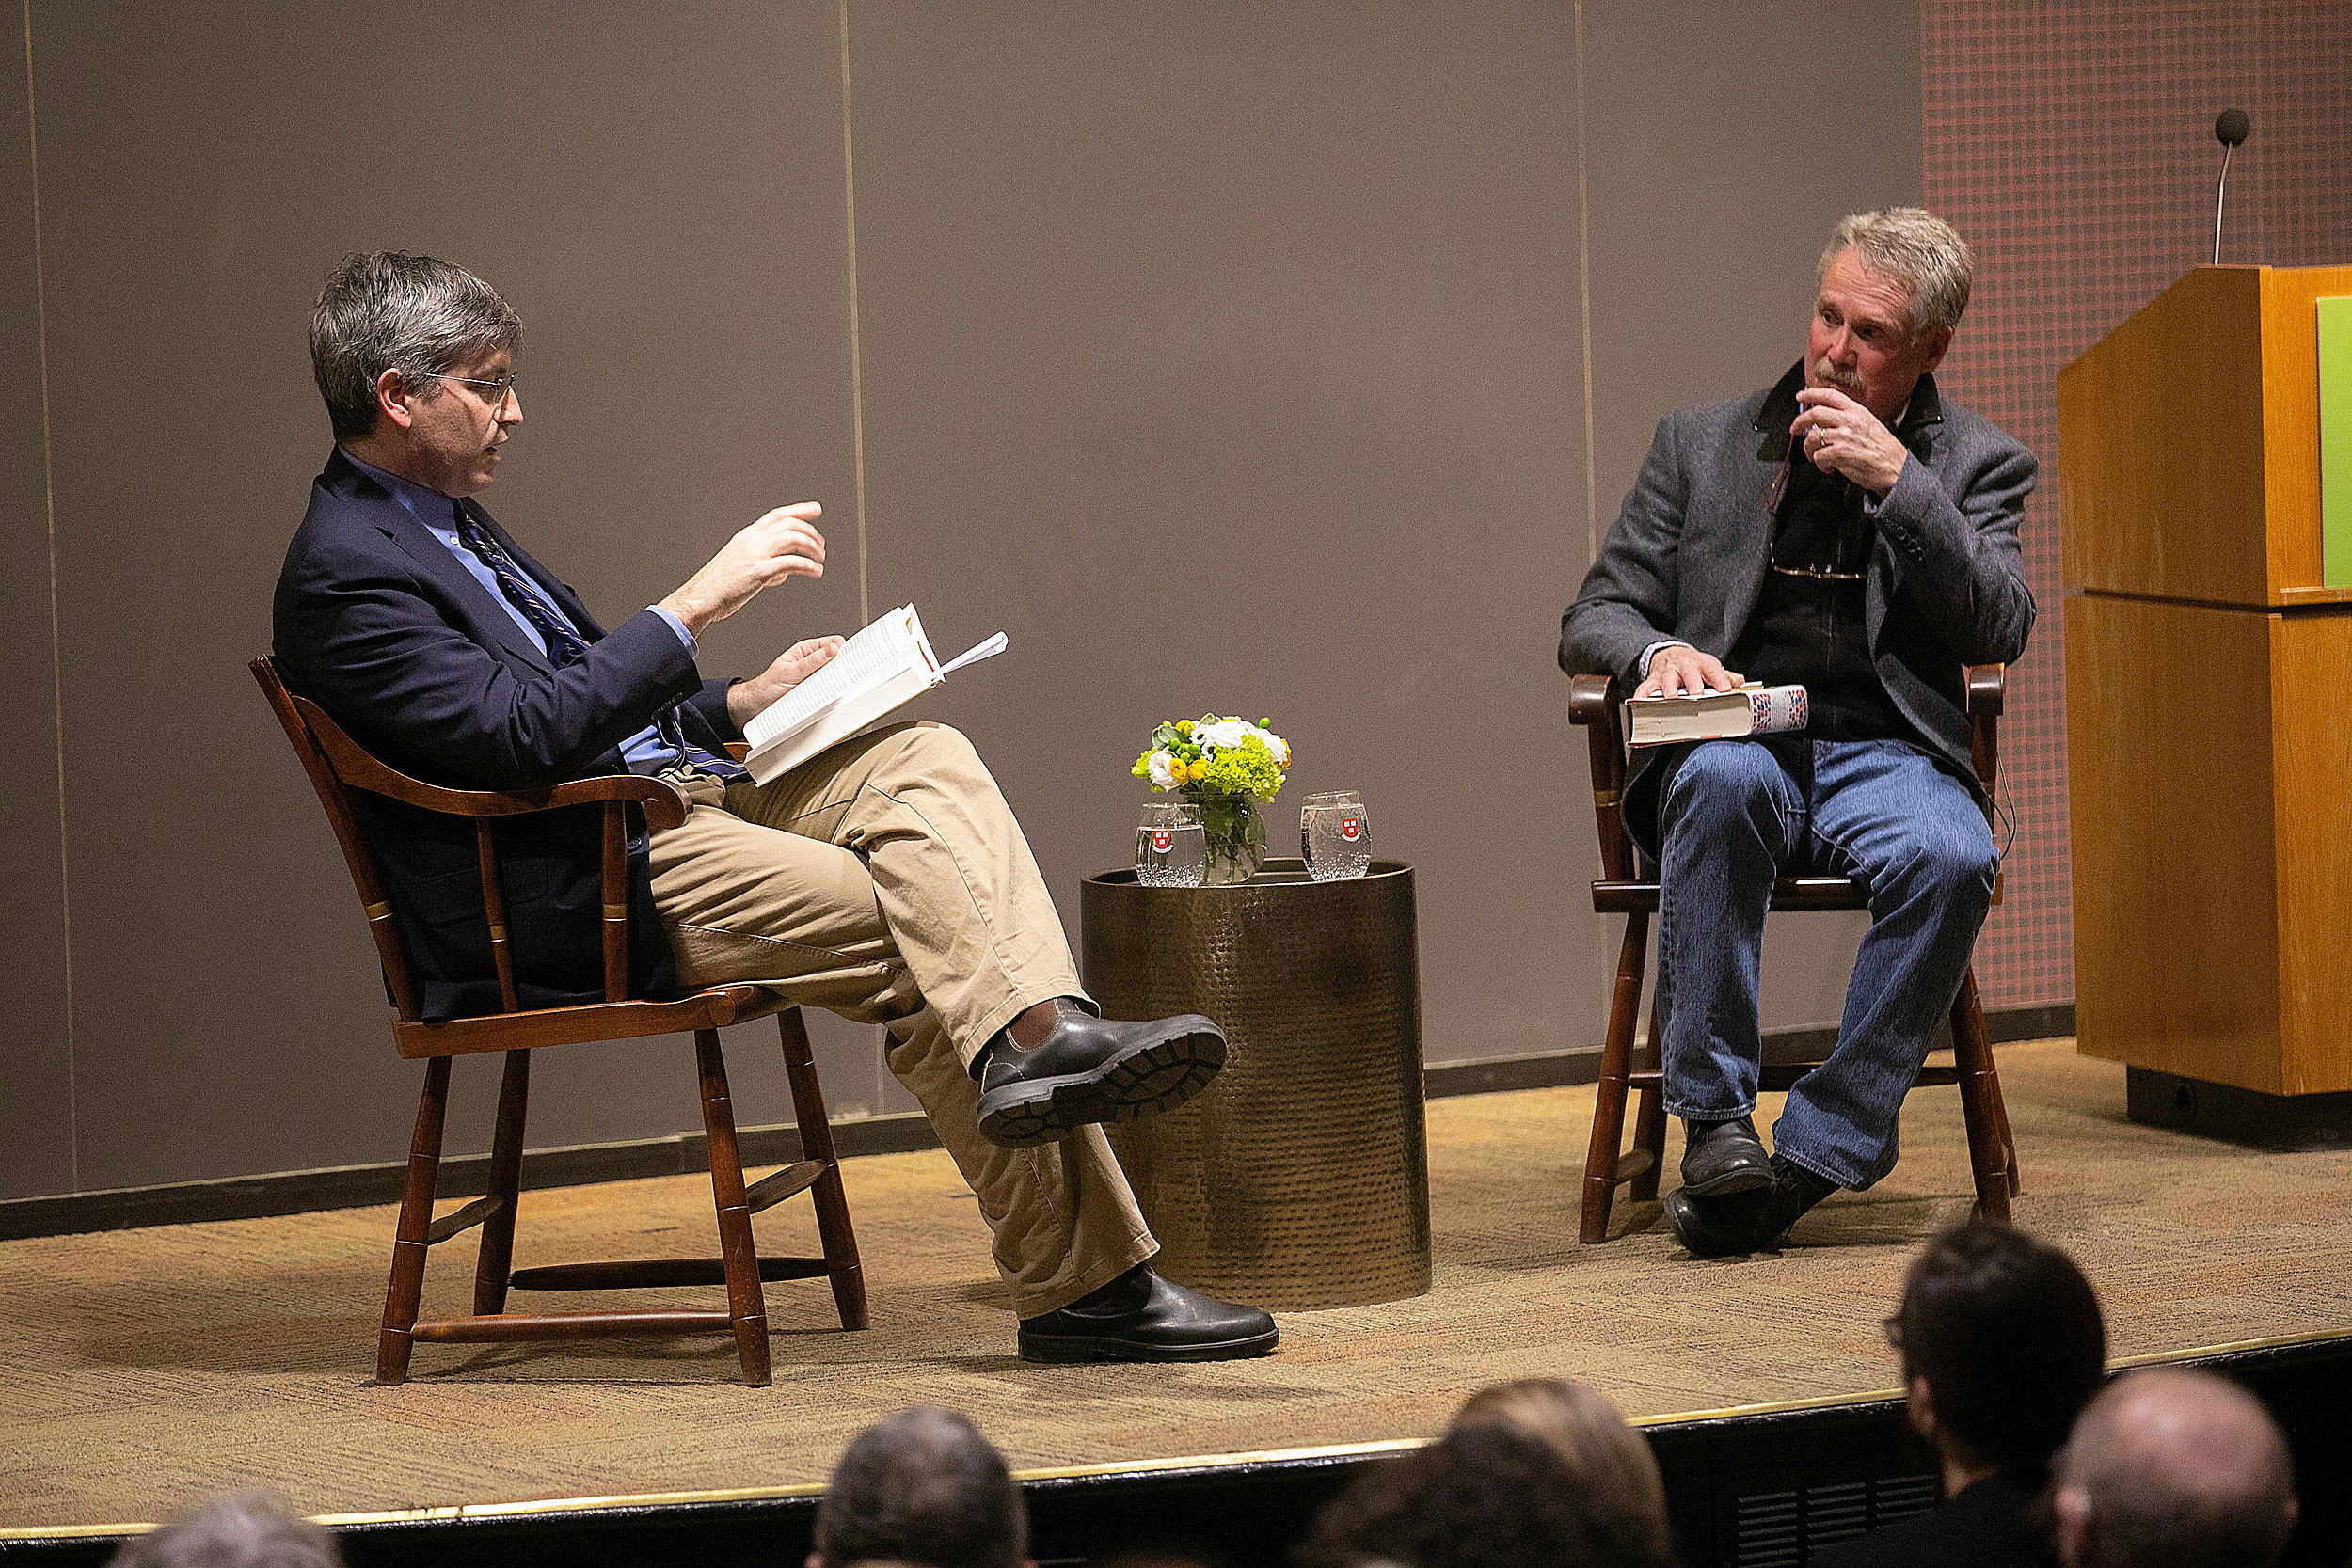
<box><xmin>1558</xmin><ymin>363</ymin><xmax>2036</xmax><ymax>854</ymax></box>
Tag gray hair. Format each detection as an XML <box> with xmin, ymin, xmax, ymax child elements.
<box><xmin>1819</xmin><ymin>208</ymin><xmax>1973</xmax><ymax>345</ymax></box>
<box><xmin>815</xmin><ymin>1407</ymin><xmax>1027</xmax><ymax>1568</ymax></box>
<box><xmin>309</xmin><ymin>250</ymin><xmax>522</xmax><ymax>441</ymax></box>
<box><xmin>107</xmin><ymin>1492</ymin><xmax>344</xmax><ymax>1568</ymax></box>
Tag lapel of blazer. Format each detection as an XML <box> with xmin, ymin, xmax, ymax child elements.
<box><xmin>1721</xmin><ymin>364</ymin><xmax>1805</xmax><ymax>651</ymax></box>
<box><xmin>326</xmin><ymin>451</ymin><xmax>559</xmax><ymax>673</ymax></box>
<box><xmin>1865</xmin><ymin>372</ymin><xmax>1946</xmax><ymax>647</ymax></box>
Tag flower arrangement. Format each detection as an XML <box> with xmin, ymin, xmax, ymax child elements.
<box><xmin>1133</xmin><ymin>715</ymin><xmax>1293</xmax><ymax>882</ymax></box>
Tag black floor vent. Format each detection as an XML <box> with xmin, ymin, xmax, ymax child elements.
<box><xmin>1728</xmin><ymin>1472</ymin><xmax>1937</xmax><ymax>1565</ymax></box>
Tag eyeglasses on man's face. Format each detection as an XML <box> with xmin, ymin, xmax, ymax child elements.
<box><xmin>431</xmin><ymin>369</ymin><xmax>519</xmax><ymax>406</ymax></box>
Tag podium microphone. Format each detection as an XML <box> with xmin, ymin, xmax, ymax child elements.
<box><xmin>2212</xmin><ymin>108</ymin><xmax>2249</xmax><ymax>265</ymax></box>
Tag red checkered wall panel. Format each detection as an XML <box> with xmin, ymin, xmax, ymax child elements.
<box><xmin>1923</xmin><ymin>1</ymin><xmax>2352</xmax><ymax>1008</ymax></box>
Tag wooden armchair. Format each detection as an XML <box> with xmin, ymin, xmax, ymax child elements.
<box><xmin>252</xmin><ymin>656</ymin><xmax>866</xmax><ymax>1386</ymax></box>
<box><xmin>1566</xmin><ymin>666</ymin><xmax>2020</xmax><ymax>1243</ymax></box>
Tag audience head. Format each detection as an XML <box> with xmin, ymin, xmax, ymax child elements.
<box><xmin>310</xmin><ymin>250</ymin><xmax>522</xmax><ymax>443</ymax></box>
<box><xmin>1296</xmin><ymin>1418</ymin><xmax>1674</xmax><ymax>1568</ymax></box>
<box><xmin>1450</xmin><ymin>1378</ymin><xmax>1675</xmax><ymax>1568</ymax></box>
<box><xmin>107</xmin><ymin>1492</ymin><xmax>343</xmax><ymax>1568</ymax></box>
<box><xmin>2053</xmin><ymin>1368</ymin><xmax>2296</xmax><ymax>1568</ymax></box>
<box><xmin>1887</xmin><ymin>1220</ymin><xmax>2106</xmax><ymax>1481</ymax></box>
<box><xmin>812</xmin><ymin>1407</ymin><xmax>1030</xmax><ymax>1568</ymax></box>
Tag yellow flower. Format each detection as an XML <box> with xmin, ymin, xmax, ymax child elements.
<box><xmin>1175</xmin><ymin>719</ymin><xmax>1193</xmax><ymax>735</ymax></box>
<box><xmin>1187</xmin><ymin>758</ymin><xmax>1209</xmax><ymax>781</ymax></box>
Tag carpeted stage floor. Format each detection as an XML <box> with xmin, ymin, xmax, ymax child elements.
<box><xmin>7</xmin><ymin>1039</ymin><xmax>2351</xmax><ymax>1534</ymax></box>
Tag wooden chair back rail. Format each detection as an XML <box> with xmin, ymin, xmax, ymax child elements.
<box><xmin>250</xmin><ymin>654</ymin><xmax>868</xmax><ymax>1386</ymax></box>
<box><xmin>600</xmin><ymin>802</ymin><xmax>628</xmax><ymax>1002</ymax></box>
<box><xmin>1565</xmin><ymin>662</ymin><xmax>2019</xmax><ymax>1243</ymax></box>
<box><xmin>475</xmin><ymin>819</ymin><xmax>523</xmax><ymax>1013</ymax></box>
<box><xmin>251</xmin><ymin>659</ymin><xmax>427</xmax><ymax>1022</ymax></box>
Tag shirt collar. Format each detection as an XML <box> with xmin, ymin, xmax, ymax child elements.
<box><xmin>340</xmin><ymin>446</ymin><xmax>462</xmax><ymax>534</ymax></box>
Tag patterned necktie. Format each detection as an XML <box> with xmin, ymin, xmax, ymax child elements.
<box><xmin>453</xmin><ymin>503</ymin><xmax>745</xmax><ymax>780</ymax></box>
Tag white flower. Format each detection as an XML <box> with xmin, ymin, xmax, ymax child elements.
<box><xmin>1147</xmin><ymin>749</ymin><xmax>1179</xmax><ymax>789</ymax></box>
<box><xmin>1198</xmin><ymin>719</ymin><xmax>1252</xmax><ymax>751</ymax></box>
<box><xmin>1248</xmin><ymin>724</ymin><xmax>1291</xmax><ymax>767</ymax></box>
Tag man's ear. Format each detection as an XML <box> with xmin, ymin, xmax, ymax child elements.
<box><xmin>1906</xmin><ymin>1373</ymin><xmax>1938</xmax><ymax>1443</ymax></box>
<box><xmin>373</xmin><ymin>367</ymin><xmax>418</xmax><ymax>432</ymax></box>
<box><xmin>1918</xmin><ymin>326</ymin><xmax>1952</xmax><ymax>374</ymax></box>
<box><xmin>2053</xmin><ymin>1484</ymin><xmax>2092</xmax><ymax>1566</ymax></box>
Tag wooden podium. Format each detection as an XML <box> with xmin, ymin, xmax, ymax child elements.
<box><xmin>2058</xmin><ymin>263</ymin><xmax>2352</xmax><ymax>1146</ymax></box>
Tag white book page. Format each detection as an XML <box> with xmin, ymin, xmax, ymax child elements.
<box><xmin>941</xmin><ymin>631</ymin><xmax>1008</xmax><ymax>675</ymax></box>
<box><xmin>742</xmin><ymin>606</ymin><xmax>916</xmax><ymax>750</ymax></box>
<box><xmin>745</xmin><ymin>664</ymin><xmax>937</xmax><ymax>784</ymax></box>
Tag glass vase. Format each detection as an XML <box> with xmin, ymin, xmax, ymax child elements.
<box><xmin>1193</xmin><ymin>792</ymin><xmax>1267</xmax><ymax>885</ymax></box>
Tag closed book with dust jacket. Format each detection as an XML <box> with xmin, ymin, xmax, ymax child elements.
<box><xmin>1620</xmin><ymin>683</ymin><xmax>1808</xmax><ymax>750</ymax></box>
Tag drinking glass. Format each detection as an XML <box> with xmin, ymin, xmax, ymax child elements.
<box><xmin>1300</xmin><ymin>790</ymin><xmax>1372</xmax><ymax>880</ymax></box>
<box><xmin>1135</xmin><ymin>801</ymin><xmax>1207</xmax><ymax>887</ymax></box>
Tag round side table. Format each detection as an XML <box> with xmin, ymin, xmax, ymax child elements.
<box><xmin>1079</xmin><ymin>857</ymin><xmax>1428</xmax><ymax>1311</ymax></box>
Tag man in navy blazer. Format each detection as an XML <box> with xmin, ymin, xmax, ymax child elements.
<box><xmin>276</xmin><ymin>251</ymin><xmax>1276</xmax><ymax>1363</ymax></box>
<box><xmin>1561</xmin><ymin>210</ymin><xmax>2035</xmax><ymax>1257</ymax></box>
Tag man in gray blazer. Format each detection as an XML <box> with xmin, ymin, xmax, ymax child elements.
<box><xmin>1560</xmin><ymin>209</ymin><xmax>2035</xmax><ymax>1257</ymax></box>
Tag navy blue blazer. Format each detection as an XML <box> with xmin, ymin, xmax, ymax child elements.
<box><xmin>274</xmin><ymin>449</ymin><xmax>741</xmax><ymax>1021</ymax></box>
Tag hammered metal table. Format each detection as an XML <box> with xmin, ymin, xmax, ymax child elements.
<box><xmin>1080</xmin><ymin>857</ymin><xmax>1428</xmax><ymax>1311</ymax></box>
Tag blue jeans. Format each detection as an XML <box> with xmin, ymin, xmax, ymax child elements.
<box><xmin>1655</xmin><ymin>737</ymin><xmax>1996</xmax><ymax>1190</ymax></box>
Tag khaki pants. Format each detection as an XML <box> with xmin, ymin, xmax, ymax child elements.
<box><xmin>646</xmin><ymin>721</ymin><xmax>1155</xmax><ymax>1317</ymax></box>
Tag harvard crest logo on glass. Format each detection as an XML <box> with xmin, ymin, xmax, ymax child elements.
<box><xmin>1151</xmin><ymin>829</ymin><xmax>1174</xmax><ymax>853</ymax></box>
<box><xmin>1302</xmin><ymin>791</ymin><xmax>1371</xmax><ymax>880</ymax></box>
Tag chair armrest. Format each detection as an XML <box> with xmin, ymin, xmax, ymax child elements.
<box><xmin>1966</xmin><ymin>664</ymin><xmax>2005</xmax><ymax>719</ymax></box>
<box><xmin>1567</xmin><ymin>673</ymin><xmax>1616</xmax><ymax>731</ymax></box>
<box><xmin>293</xmin><ymin>694</ymin><xmax>690</xmax><ymax>830</ymax></box>
<box><xmin>1566</xmin><ymin>673</ymin><xmax>1634</xmax><ymax>880</ymax></box>
<box><xmin>1964</xmin><ymin>664</ymin><xmax>2004</xmax><ymax>808</ymax></box>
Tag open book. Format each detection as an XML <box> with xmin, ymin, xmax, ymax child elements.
<box><xmin>1621</xmin><ymin>682</ymin><xmax>1808</xmax><ymax>750</ymax></box>
<box><xmin>740</xmin><ymin>605</ymin><xmax>1008</xmax><ymax>784</ymax></box>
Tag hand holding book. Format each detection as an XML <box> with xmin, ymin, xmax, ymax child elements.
<box><xmin>739</xmin><ymin>605</ymin><xmax>1008</xmax><ymax>784</ymax></box>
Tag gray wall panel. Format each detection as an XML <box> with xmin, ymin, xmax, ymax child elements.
<box><xmin>848</xmin><ymin>3</ymin><xmax>1594</xmax><ymax>1066</ymax></box>
<box><xmin>0</xmin><ymin>38</ymin><xmax>74</xmax><ymax>1199</ymax></box>
<box><xmin>27</xmin><ymin>2</ymin><xmax>871</xmax><ymax>1190</ymax></box>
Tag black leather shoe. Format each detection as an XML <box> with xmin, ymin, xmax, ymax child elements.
<box><xmin>1018</xmin><ymin>1265</ymin><xmax>1278</xmax><ymax>1364</ymax></box>
<box><xmin>1679</xmin><ymin>1116</ymin><xmax>1773</xmax><ymax>1197</ymax></box>
<box><xmin>976</xmin><ymin>1008</ymin><xmax>1226</xmax><ymax>1148</ymax></box>
<box><xmin>1664</xmin><ymin>1155</ymin><xmax>1838</xmax><ymax>1259</ymax></box>
<box><xmin>1662</xmin><ymin>1186</ymin><xmax>1791</xmax><ymax>1259</ymax></box>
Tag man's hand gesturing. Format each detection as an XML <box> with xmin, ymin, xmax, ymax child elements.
<box><xmin>1637</xmin><ymin>644</ymin><xmax>1742</xmax><ymax>699</ymax></box>
<box><xmin>726</xmin><ymin>636</ymin><xmax>846</xmax><ymax>730</ymax></box>
<box><xmin>660</xmin><ymin>503</ymin><xmax>826</xmax><ymax>636</ymax></box>
<box><xmin>1790</xmin><ymin>388</ymin><xmax>1909</xmax><ymax>496</ymax></box>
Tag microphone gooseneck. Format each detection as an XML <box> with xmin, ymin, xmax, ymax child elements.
<box><xmin>2212</xmin><ymin>108</ymin><xmax>2249</xmax><ymax>266</ymax></box>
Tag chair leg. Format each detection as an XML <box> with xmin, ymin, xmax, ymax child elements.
<box><xmin>1990</xmin><ymin>1051</ymin><xmax>2023</xmax><ymax>1196</ymax></box>
<box><xmin>693</xmin><ymin>1028</ymin><xmax>773</xmax><ymax>1386</ymax></box>
<box><xmin>774</xmin><ymin>1008</ymin><xmax>868</xmax><ymax>1331</ymax></box>
<box><xmin>471</xmin><ymin>1050</ymin><xmax>532</xmax><ymax>1317</ymax></box>
<box><xmin>378</xmin><ymin>1055</ymin><xmax>453</xmax><ymax>1386</ymax></box>
<box><xmin>1581</xmin><ymin>911</ymin><xmax>1649</xmax><ymax>1243</ymax></box>
<box><xmin>1629</xmin><ymin>991</ymin><xmax>1668</xmax><ymax>1202</ymax></box>
<box><xmin>1948</xmin><ymin>969</ymin><xmax>2012</xmax><ymax>1223</ymax></box>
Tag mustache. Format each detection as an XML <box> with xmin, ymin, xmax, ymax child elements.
<box><xmin>1812</xmin><ymin>356</ymin><xmax>1865</xmax><ymax>394</ymax></box>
